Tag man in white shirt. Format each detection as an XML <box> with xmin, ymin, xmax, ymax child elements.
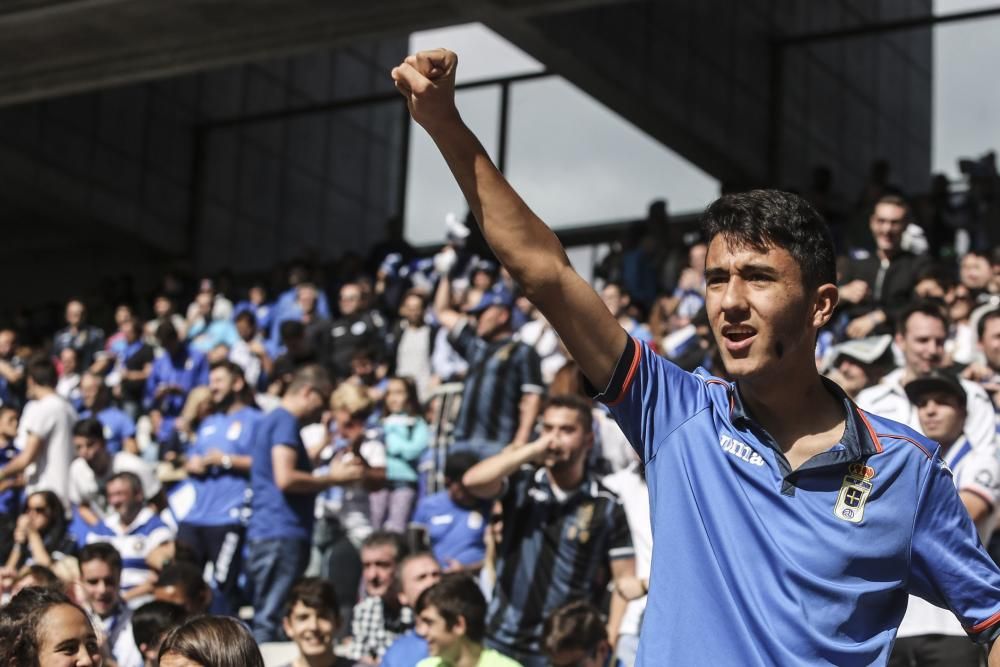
<box><xmin>0</xmin><ymin>357</ymin><xmax>77</xmax><ymax>503</ymax></box>
<box><xmin>890</xmin><ymin>370</ymin><xmax>1000</xmax><ymax>666</ymax></box>
<box><xmin>69</xmin><ymin>417</ymin><xmax>161</xmax><ymax>526</ymax></box>
<box><xmin>857</xmin><ymin>301</ymin><xmax>995</xmax><ymax>450</ymax></box>
<box><xmin>602</xmin><ymin>452</ymin><xmax>651</xmax><ymax>667</ymax></box>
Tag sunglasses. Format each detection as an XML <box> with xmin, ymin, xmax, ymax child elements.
<box><xmin>26</xmin><ymin>505</ymin><xmax>49</xmax><ymax>514</ymax></box>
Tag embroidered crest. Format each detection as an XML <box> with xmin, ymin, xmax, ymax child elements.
<box><xmin>834</xmin><ymin>464</ymin><xmax>875</xmax><ymax>524</ymax></box>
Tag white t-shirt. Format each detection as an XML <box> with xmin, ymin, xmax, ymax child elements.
<box><xmin>18</xmin><ymin>392</ymin><xmax>77</xmax><ymax>503</ymax></box>
<box><xmin>897</xmin><ymin>436</ymin><xmax>1000</xmax><ymax>638</ymax></box>
<box><xmin>602</xmin><ymin>463</ymin><xmax>652</xmax><ymax>637</ymax></box>
<box><xmin>68</xmin><ymin>452</ymin><xmax>162</xmax><ymax>519</ymax></box>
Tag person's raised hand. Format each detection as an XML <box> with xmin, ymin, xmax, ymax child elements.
<box><xmin>391</xmin><ymin>49</ymin><xmax>461</xmax><ymax>132</ymax></box>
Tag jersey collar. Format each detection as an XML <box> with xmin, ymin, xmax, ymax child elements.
<box><xmin>728</xmin><ymin>376</ymin><xmax>883</xmax><ymax>463</ymax></box>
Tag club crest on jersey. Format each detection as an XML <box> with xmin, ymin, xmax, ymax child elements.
<box><xmin>834</xmin><ymin>463</ymin><xmax>875</xmax><ymax>524</ymax></box>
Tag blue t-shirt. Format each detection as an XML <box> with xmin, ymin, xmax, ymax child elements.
<box><xmin>0</xmin><ymin>442</ymin><xmax>20</xmax><ymax>516</ymax></box>
<box><xmin>183</xmin><ymin>406</ymin><xmax>261</xmax><ymax>527</ymax></box>
<box><xmin>595</xmin><ymin>337</ymin><xmax>1000</xmax><ymax>666</ymax></box>
<box><xmin>79</xmin><ymin>406</ymin><xmax>136</xmax><ymax>456</ymax></box>
<box><xmin>381</xmin><ymin>629</ymin><xmax>427</xmax><ymax>667</ymax></box>
<box><xmin>145</xmin><ymin>346</ymin><xmax>210</xmax><ymax>440</ymax></box>
<box><xmin>248</xmin><ymin>407</ymin><xmax>314</xmax><ymax>541</ymax></box>
<box><xmin>411</xmin><ymin>491</ymin><xmax>489</xmax><ymax>568</ymax></box>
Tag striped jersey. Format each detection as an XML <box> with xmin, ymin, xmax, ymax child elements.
<box><xmin>485</xmin><ymin>467</ymin><xmax>633</xmax><ymax>654</ymax></box>
<box><xmin>85</xmin><ymin>507</ymin><xmax>174</xmax><ymax>593</ymax></box>
<box><xmin>449</xmin><ymin>322</ymin><xmax>544</xmax><ymax>447</ymax></box>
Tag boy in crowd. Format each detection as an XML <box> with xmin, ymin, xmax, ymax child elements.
<box><xmin>279</xmin><ymin>577</ymin><xmax>354</xmax><ymax>667</ymax></box>
<box><xmin>79</xmin><ymin>542</ymin><xmax>144</xmax><ymax>667</ymax></box>
<box><xmin>415</xmin><ymin>573</ymin><xmax>521</xmax><ymax>667</ymax></box>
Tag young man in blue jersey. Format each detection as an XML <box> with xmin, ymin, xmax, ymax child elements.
<box><xmin>177</xmin><ymin>360</ymin><xmax>260</xmax><ymax>616</ymax></box>
<box><xmin>392</xmin><ymin>49</ymin><xmax>1000</xmax><ymax>666</ymax></box>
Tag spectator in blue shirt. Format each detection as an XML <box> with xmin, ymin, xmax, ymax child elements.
<box><xmin>145</xmin><ymin>322</ymin><xmax>209</xmax><ymax>444</ymax></box>
<box><xmin>79</xmin><ymin>371</ymin><xmax>137</xmax><ymax>456</ymax></box>
<box><xmin>177</xmin><ymin>360</ymin><xmax>260</xmax><ymax>616</ymax></box>
<box><xmin>233</xmin><ymin>282</ymin><xmax>275</xmax><ymax>337</ymax></box>
<box><xmin>410</xmin><ymin>451</ymin><xmax>489</xmax><ymax>573</ymax></box>
<box><xmin>0</xmin><ymin>327</ymin><xmax>25</xmax><ymax>410</ymax></box>
<box><xmin>0</xmin><ymin>405</ymin><xmax>22</xmax><ymax>549</ymax></box>
<box><xmin>247</xmin><ymin>364</ymin><xmax>366</xmax><ymax>643</ymax></box>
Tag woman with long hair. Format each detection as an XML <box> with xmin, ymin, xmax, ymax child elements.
<box><xmin>5</xmin><ymin>490</ymin><xmax>76</xmax><ymax>570</ymax></box>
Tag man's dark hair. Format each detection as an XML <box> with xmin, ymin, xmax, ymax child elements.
<box><xmin>209</xmin><ymin>359</ymin><xmax>245</xmax><ymax>378</ymax></box>
<box><xmin>156</xmin><ymin>321</ymin><xmax>179</xmax><ymax>343</ymax></box>
<box><xmin>872</xmin><ymin>193</ymin><xmax>911</xmax><ymax>219</ymax></box>
<box><xmin>896</xmin><ymin>300</ymin><xmax>949</xmax><ymax>336</ymax></box>
<box><xmin>543</xmin><ymin>599</ymin><xmax>607</xmax><ymax>656</ymax></box>
<box><xmin>234</xmin><ymin>310</ymin><xmax>256</xmax><ymax>327</ymax></box>
<box><xmin>79</xmin><ymin>541</ymin><xmax>123</xmax><ymax>573</ymax></box>
<box><xmin>26</xmin><ymin>356</ymin><xmax>57</xmax><ymax>388</ymax></box>
<box><xmin>287</xmin><ymin>364</ymin><xmax>333</xmax><ymax>398</ymax></box>
<box><xmin>284</xmin><ymin>577</ymin><xmax>340</xmax><ymax>623</ymax></box>
<box><xmin>155</xmin><ymin>562</ymin><xmax>210</xmax><ymax>609</ymax></box>
<box><xmin>72</xmin><ymin>417</ymin><xmax>106</xmax><ymax>442</ymax></box>
<box><xmin>414</xmin><ymin>574</ymin><xmax>487</xmax><ymax>643</ymax></box>
<box><xmin>914</xmin><ymin>264</ymin><xmax>956</xmax><ymax>294</ymax></box>
<box><xmin>543</xmin><ymin>394</ymin><xmax>593</xmax><ymax>435</ymax></box>
<box><xmin>108</xmin><ymin>471</ymin><xmax>144</xmax><ymax>497</ymax></box>
<box><xmin>700</xmin><ymin>189</ymin><xmax>836</xmax><ymax>289</ymax></box>
<box><xmin>444</xmin><ymin>452</ymin><xmax>480</xmax><ymax>484</ymax></box>
<box><xmin>279</xmin><ymin>319</ymin><xmax>305</xmax><ymax>342</ymax></box>
<box><xmin>132</xmin><ymin>600</ymin><xmax>186</xmax><ymax>651</ymax></box>
<box><xmin>0</xmin><ymin>404</ymin><xmax>16</xmax><ymax>420</ymax></box>
<box><xmin>360</xmin><ymin>530</ymin><xmax>408</xmax><ymax>562</ymax></box>
<box><xmin>978</xmin><ymin>308</ymin><xmax>1000</xmax><ymax>341</ymax></box>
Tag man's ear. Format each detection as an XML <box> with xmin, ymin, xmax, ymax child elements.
<box><xmin>813</xmin><ymin>283</ymin><xmax>839</xmax><ymax>329</ymax></box>
<box><xmin>454</xmin><ymin>614</ymin><xmax>468</xmax><ymax>638</ymax></box>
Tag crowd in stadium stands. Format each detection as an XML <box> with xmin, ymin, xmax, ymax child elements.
<box><xmin>1</xmin><ymin>154</ymin><xmax>1000</xmax><ymax>666</ymax></box>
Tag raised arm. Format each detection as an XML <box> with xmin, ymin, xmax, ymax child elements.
<box><xmin>392</xmin><ymin>49</ymin><xmax>626</xmax><ymax>390</ymax></box>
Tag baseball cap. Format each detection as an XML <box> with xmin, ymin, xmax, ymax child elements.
<box><xmin>466</xmin><ymin>286</ymin><xmax>514</xmax><ymax>314</ymax></box>
<box><xmin>832</xmin><ymin>335</ymin><xmax>893</xmax><ymax>366</ymax></box>
<box><xmin>904</xmin><ymin>370</ymin><xmax>967</xmax><ymax>406</ymax></box>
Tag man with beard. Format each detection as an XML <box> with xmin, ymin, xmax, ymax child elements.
<box><xmin>177</xmin><ymin>361</ymin><xmax>260</xmax><ymax>615</ymax></box>
<box><xmin>463</xmin><ymin>395</ymin><xmax>635</xmax><ymax>667</ymax></box>
<box><xmin>248</xmin><ymin>364</ymin><xmax>366</xmax><ymax>643</ymax></box>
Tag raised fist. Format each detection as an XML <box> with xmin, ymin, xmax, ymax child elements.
<box><xmin>391</xmin><ymin>49</ymin><xmax>461</xmax><ymax>131</ymax></box>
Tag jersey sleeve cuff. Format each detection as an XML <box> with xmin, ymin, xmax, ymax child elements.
<box><xmin>585</xmin><ymin>336</ymin><xmax>639</xmax><ymax>406</ymax></box>
<box><xmin>967</xmin><ymin>608</ymin><xmax>1000</xmax><ymax>645</ymax></box>
<box><xmin>608</xmin><ymin>546</ymin><xmax>636</xmax><ymax>560</ymax></box>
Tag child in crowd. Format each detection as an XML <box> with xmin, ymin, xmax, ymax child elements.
<box><xmin>372</xmin><ymin>376</ymin><xmax>428</xmax><ymax>533</ymax></box>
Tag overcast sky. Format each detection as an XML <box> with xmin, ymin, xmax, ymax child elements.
<box><xmin>404</xmin><ymin>7</ymin><xmax>1000</xmax><ymax>245</ymax></box>
<box><xmin>404</xmin><ymin>23</ymin><xmax>718</xmax><ymax>247</ymax></box>
<box><xmin>933</xmin><ymin>0</ymin><xmax>1000</xmax><ymax>178</ymax></box>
